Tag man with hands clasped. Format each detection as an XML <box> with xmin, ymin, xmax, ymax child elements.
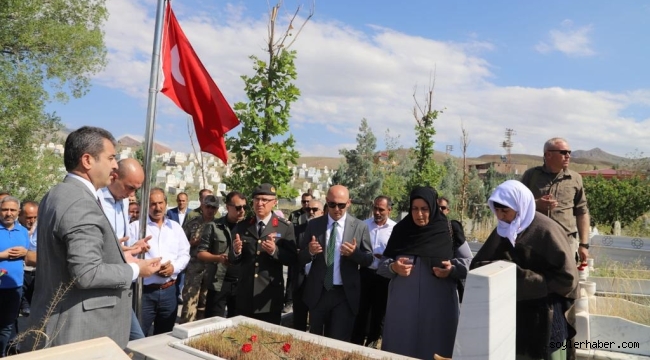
<box><xmin>298</xmin><ymin>185</ymin><xmax>373</xmax><ymax>342</ymax></box>
<box><xmin>230</xmin><ymin>184</ymin><xmax>297</xmax><ymax>325</ymax></box>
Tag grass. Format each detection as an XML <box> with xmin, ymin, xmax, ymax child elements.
<box><xmin>588</xmin><ymin>259</ymin><xmax>650</xmax><ymax>325</ymax></box>
<box><xmin>184</xmin><ymin>323</ymin><xmax>391</xmax><ymax>360</ymax></box>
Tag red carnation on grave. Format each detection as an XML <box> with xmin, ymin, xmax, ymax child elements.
<box><xmin>241</xmin><ymin>343</ymin><xmax>252</xmax><ymax>353</ymax></box>
<box><xmin>282</xmin><ymin>343</ymin><xmax>291</xmax><ymax>353</ymax></box>
<box><xmin>249</xmin><ymin>334</ymin><xmax>257</xmax><ymax>342</ymax></box>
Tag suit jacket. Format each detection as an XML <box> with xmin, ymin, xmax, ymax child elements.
<box><xmin>291</xmin><ymin>221</ymin><xmax>309</xmax><ymax>291</ymax></box>
<box><xmin>28</xmin><ymin>176</ymin><xmax>133</xmax><ymax>349</ymax></box>
<box><xmin>298</xmin><ymin>214</ymin><xmax>372</xmax><ymax>315</ymax></box>
<box><xmin>166</xmin><ymin>207</ymin><xmax>190</xmax><ymax>226</ymax></box>
<box><xmin>229</xmin><ymin>213</ymin><xmax>296</xmax><ymax>315</ymax></box>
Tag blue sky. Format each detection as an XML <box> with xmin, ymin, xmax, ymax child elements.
<box><xmin>49</xmin><ymin>0</ymin><xmax>650</xmax><ymax>158</ymax></box>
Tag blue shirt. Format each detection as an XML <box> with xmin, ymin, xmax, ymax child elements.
<box><xmin>28</xmin><ymin>225</ymin><xmax>37</xmax><ymax>252</ymax></box>
<box><xmin>98</xmin><ymin>187</ymin><xmax>129</xmax><ymax>239</ymax></box>
<box><xmin>0</xmin><ymin>223</ymin><xmax>30</xmax><ymax>289</ymax></box>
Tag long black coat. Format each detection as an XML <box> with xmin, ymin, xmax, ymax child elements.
<box><xmin>230</xmin><ymin>213</ymin><xmax>296</xmax><ymax>316</ymax></box>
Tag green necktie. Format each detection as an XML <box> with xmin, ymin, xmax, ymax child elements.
<box><xmin>324</xmin><ymin>222</ymin><xmax>338</xmax><ymax>290</ymax></box>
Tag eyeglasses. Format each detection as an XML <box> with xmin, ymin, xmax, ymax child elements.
<box><xmin>253</xmin><ymin>197</ymin><xmax>275</xmax><ymax>204</ymax></box>
<box><xmin>228</xmin><ymin>204</ymin><xmax>246</xmax><ymax>211</ymax></box>
<box><xmin>439</xmin><ymin>206</ymin><xmax>448</xmax><ymax>211</ymax></box>
<box><xmin>326</xmin><ymin>202</ymin><xmax>347</xmax><ymax>210</ymax></box>
<box><xmin>548</xmin><ymin>150</ymin><xmax>572</xmax><ymax>156</ymax></box>
<box><xmin>301</xmin><ymin>200</ymin><xmax>310</xmax><ymax>204</ymax></box>
<box><xmin>308</xmin><ymin>207</ymin><xmax>321</xmax><ymax>213</ymax></box>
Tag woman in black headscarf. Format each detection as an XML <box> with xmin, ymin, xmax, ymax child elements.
<box><xmin>378</xmin><ymin>186</ymin><xmax>472</xmax><ymax>359</ymax></box>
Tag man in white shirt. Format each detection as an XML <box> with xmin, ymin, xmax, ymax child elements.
<box><xmin>351</xmin><ymin>196</ymin><xmax>396</xmax><ymax>347</ymax></box>
<box><xmin>129</xmin><ymin>188</ymin><xmax>190</xmax><ymax>336</ymax></box>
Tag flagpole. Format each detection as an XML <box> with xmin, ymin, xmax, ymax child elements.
<box><xmin>136</xmin><ymin>0</ymin><xmax>167</xmax><ymax>323</ymax></box>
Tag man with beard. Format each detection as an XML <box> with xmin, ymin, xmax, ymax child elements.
<box><xmin>351</xmin><ymin>196</ymin><xmax>396</xmax><ymax>347</ymax></box>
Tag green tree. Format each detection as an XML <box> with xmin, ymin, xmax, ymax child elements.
<box><xmin>405</xmin><ymin>84</ymin><xmax>446</xmax><ymax>193</ymax></box>
<box><xmin>583</xmin><ymin>175</ymin><xmax>650</xmax><ymax>226</ymax></box>
<box><xmin>225</xmin><ymin>3</ymin><xmax>312</xmax><ymax>199</ymax></box>
<box><xmin>0</xmin><ymin>0</ymin><xmax>107</xmax><ymax>200</ymax></box>
<box><xmin>438</xmin><ymin>157</ymin><xmax>461</xmax><ymax>216</ymax></box>
<box><xmin>332</xmin><ymin>119</ymin><xmax>382</xmax><ymax>218</ymax></box>
<box><xmin>379</xmin><ymin>129</ymin><xmax>413</xmax><ymax>216</ymax></box>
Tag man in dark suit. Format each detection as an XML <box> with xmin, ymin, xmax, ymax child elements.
<box><xmin>298</xmin><ymin>185</ymin><xmax>373</xmax><ymax>341</ymax></box>
<box><xmin>166</xmin><ymin>192</ymin><xmax>189</xmax><ymax>226</ymax></box>
<box><xmin>231</xmin><ymin>183</ymin><xmax>297</xmax><ymax>325</ymax></box>
<box><xmin>292</xmin><ymin>198</ymin><xmax>324</xmax><ymax>331</ymax></box>
<box><xmin>27</xmin><ymin>126</ymin><xmax>161</xmax><ymax>349</ymax></box>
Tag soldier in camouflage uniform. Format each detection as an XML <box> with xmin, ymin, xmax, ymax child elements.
<box><xmin>179</xmin><ymin>195</ymin><xmax>219</xmax><ymax>323</ymax></box>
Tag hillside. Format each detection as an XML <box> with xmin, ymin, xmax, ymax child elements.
<box><xmin>297</xmin><ymin>147</ymin><xmax>628</xmax><ymax>173</ymax></box>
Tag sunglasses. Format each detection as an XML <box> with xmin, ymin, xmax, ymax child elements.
<box><xmin>301</xmin><ymin>200</ymin><xmax>310</xmax><ymax>204</ymax></box>
<box><xmin>228</xmin><ymin>204</ymin><xmax>246</xmax><ymax>211</ymax></box>
<box><xmin>308</xmin><ymin>207</ymin><xmax>321</xmax><ymax>213</ymax></box>
<box><xmin>439</xmin><ymin>206</ymin><xmax>448</xmax><ymax>211</ymax></box>
<box><xmin>548</xmin><ymin>150</ymin><xmax>572</xmax><ymax>155</ymax></box>
<box><xmin>327</xmin><ymin>202</ymin><xmax>347</xmax><ymax>210</ymax></box>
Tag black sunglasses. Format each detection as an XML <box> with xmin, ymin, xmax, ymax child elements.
<box><xmin>548</xmin><ymin>150</ymin><xmax>572</xmax><ymax>155</ymax></box>
<box><xmin>301</xmin><ymin>200</ymin><xmax>310</xmax><ymax>204</ymax></box>
<box><xmin>327</xmin><ymin>202</ymin><xmax>347</xmax><ymax>210</ymax></box>
<box><xmin>308</xmin><ymin>207</ymin><xmax>320</xmax><ymax>213</ymax></box>
<box><xmin>228</xmin><ymin>204</ymin><xmax>246</xmax><ymax>211</ymax></box>
<box><xmin>439</xmin><ymin>206</ymin><xmax>448</xmax><ymax>211</ymax></box>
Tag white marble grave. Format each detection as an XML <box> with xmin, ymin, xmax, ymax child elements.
<box><xmin>12</xmin><ymin>337</ymin><xmax>130</xmax><ymax>360</ymax></box>
<box><xmin>453</xmin><ymin>261</ymin><xmax>516</xmax><ymax>360</ymax></box>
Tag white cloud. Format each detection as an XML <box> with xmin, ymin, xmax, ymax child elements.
<box><xmin>535</xmin><ymin>20</ymin><xmax>596</xmax><ymax>57</ymax></box>
<box><xmin>94</xmin><ymin>1</ymin><xmax>650</xmax><ymax>159</ymax></box>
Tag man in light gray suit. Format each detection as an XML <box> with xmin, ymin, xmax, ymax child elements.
<box><xmin>27</xmin><ymin>126</ymin><xmax>161</xmax><ymax>350</ymax></box>
<box><xmin>298</xmin><ymin>185</ymin><xmax>373</xmax><ymax>342</ymax></box>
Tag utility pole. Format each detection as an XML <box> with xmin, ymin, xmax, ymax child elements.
<box><xmin>501</xmin><ymin>128</ymin><xmax>515</xmax><ymax>174</ymax></box>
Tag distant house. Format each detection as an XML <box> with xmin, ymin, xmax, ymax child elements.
<box><xmin>578</xmin><ymin>169</ymin><xmax>637</xmax><ymax>179</ymax></box>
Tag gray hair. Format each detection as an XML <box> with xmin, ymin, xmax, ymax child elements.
<box><xmin>150</xmin><ymin>187</ymin><xmax>168</xmax><ymax>203</ymax></box>
<box><xmin>0</xmin><ymin>196</ymin><xmax>20</xmax><ymax>208</ymax></box>
<box><xmin>543</xmin><ymin>137</ymin><xmax>568</xmax><ymax>153</ymax></box>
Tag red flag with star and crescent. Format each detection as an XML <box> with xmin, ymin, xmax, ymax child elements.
<box><xmin>160</xmin><ymin>2</ymin><xmax>239</xmax><ymax>163</ymax></box>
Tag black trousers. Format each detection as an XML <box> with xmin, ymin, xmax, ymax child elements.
<box><xmin>292</xmin><ymin>281</ymin><xmax>309</xmax><ymax>331</ymax></box>
<box><xmin>309</xmin><ymin>286</ymin><xmax>355</xmax><ymax>342</ymax></box>
<box><xmin>351</xmin><ymin>267</ymin><xmax>390</xmax><ymax>345</ymax></box>
<box><xmin>205</xmin><ymin>279</ymin><xmax>238</xmax><ymax>318</ymax></box>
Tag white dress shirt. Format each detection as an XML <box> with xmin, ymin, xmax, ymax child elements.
<box><xmin>326</xmin><ymin>214</ymin><xmax>347</xmax><ymax>286</ymax></box>
<box><xmin>98</xmin><ymin>187</ymin><xmax>129</xmax><ymax>239</ymax></box>
<box><xmin>178</xmin><ymin>209</ymin><xmax>187</xmax><ymax>226</ymax></box>
<box><xmin>365</xmin><ymin>217</ymin><xmax>397</xmax><ymax>270</ymax></box>
<box><xmin>129</xmin><ymin>217</ymin><xmax>190</xmax><ymax>285</ymax></box>
<box><xmin>67</xmin><ymin>173</ymin><xmax>140</xmax><ymax>280</ymax></box>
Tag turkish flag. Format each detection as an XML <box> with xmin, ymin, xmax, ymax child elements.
<box><xmin>161</xmin><ymin>3</ymin><xmax>239</xmax><ymax>163</ymax></box>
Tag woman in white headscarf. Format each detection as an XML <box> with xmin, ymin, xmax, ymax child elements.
<box><xmin>471</xmin><ymin>180</ymin><xmax>578</xmax><ymax>360</ymax></box>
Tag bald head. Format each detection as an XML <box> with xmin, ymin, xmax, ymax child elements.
<box><xmin>108</xmin><ymin>158</ymin><xmax>145</xmax><ymax>201</ymax></box>
<box><xmin>326</xmin><ymin>185</ymin><xmax>350</xmax><ymax>221</ymax></box>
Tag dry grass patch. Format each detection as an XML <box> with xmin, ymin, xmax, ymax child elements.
<box><xmin>185</xmin><ymin>323</ymin><xmax>389</xmax><ymax>360</ymax></box>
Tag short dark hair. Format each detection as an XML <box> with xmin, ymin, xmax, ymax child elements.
<box><xmin>438</xmin><ymin>196</ymin><xmax>450</xmax><ymax>205</ymax></box>
<box><xmin>20</xmin><ymin>200</ymin><xmax>39</xmax><ymax>212</ymax></box>
<box><xmin>177</xmin><ymin>192</ymin><xmax>188</xmax><ymax>199</ymax></box>
<box><xmin>301</xmin><ymin>193</ymin><xmax>312</xmax><ymax>199</ymax></box>
<box><xmin>374</xmin><ymin>195</ymin><xmax>392</xmax><ymax>209</ymax></box>
<box><xmin>64</xmin><ymin>126</ymin><xmax>116</xmax><ymax>172</ymax></box>
<box><xmin>198</xmin><ymin>189</ymin><xmax>212</xmax><ymax>201</ymax></box>
<box><xmin>226</xmin><ymin>191</ymin><xmax>246</xmax><ymax>204</ymax></box>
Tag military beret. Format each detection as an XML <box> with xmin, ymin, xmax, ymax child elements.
<box><xmin>252</xmin><ymin>183</ymin><xmax>276</xmax><ymax>197</ymax></box>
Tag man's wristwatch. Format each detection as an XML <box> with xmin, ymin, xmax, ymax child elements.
<box><xmin>579</xmin><ymin>243</ymin><xmax>590</xmax><ymax>249</ymax></box>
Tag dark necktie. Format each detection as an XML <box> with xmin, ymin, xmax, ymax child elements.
<box><xmin>258</xmin><ymin>221</ymin><xmax>265</xmax><ymax>238</ymax></box>
<box><xmin>324</xmin><ymin>222</ymin><xmax>338</xmax><ymax>290</ymax></box>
